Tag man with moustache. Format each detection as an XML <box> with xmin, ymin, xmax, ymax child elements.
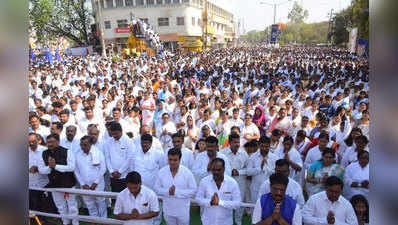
<box><xmin>252</xmin><ymin>173</ymin><xmax>302</xmax><ymax>225</ymax></box>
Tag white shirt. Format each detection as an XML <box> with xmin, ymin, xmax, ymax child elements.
<box><xmin>38</xmin><ymin>147</ymin><xmax>76</xmax><ymax>175</ymax></box>
<box><xmin>195</xmin><ymin>175</ymin><xmax>241</xmax><ymax>225</ymax></box>
<box><xmin>258</xmin><ymin>177</ymin><xmax>305</xmax><ymax>209</ymax></box>
<box><xmin>341</xmin><ymin>146</ymin><xmax>359</xmax><ymax>168</ymax></box>
<box><xmin>246</xmin><ymin>151</ymin><xmax>278</xmax><ymax>194</ymax></box>
<box><xmin>133</xmin><ymin>136</ymin><xmax>164</xmax><ymax>154</ymax></box>
<box><xmin>252</xmin><ymin>196</ymin><xmax>302</xmax><ymax>225</ymax></box>
<box><xmin>192</xmin><ymin>151</ymin><xmax>232</xmax><ymax>182</ymax></box>
<box><xmin>343</xmin><ymin>162</ymin><xmax>369</xmax><ymax>200</ymax></box>
<box><xmin>114</xmin><ymin>185</ymin><xmax>160</xmax><ymax>225</ymax></box>
<box><xmin>242</xmin><ymin>123</ymin><xmax>260</xmax><ymax>146</ymax></box>
<box><xmin>78</xmin><ymin>117</ymin><xmax>105</xmax><ymax>135</ymax></box>
<box><xmin>60</xmin><ymin>138</ymin><xmax>81</xmax><ymax>155</ymax></box>
<box><xmin>104</xmin><ymin>135</ymin><xmax>135</xmax><ymax>179</ymax></box>
<box><xmin>304</xmin><ymin>145</ymin><xmax>335</xmax><ymax>170</ymax></box>
<box><xmin>29</xmin><ymin>125</ymin><xmax>51</xmax><ymax>140</ymax></box>
<box><xmin>154</xmin><ymin>165</ymin><xmax>197</xmax><ymax>217</ymax></box>
<box><xmin>29</xmin><ymin>146</ymin><xmax>49</xmax><ymax>187</ymax></box>
<box><xmin>219</xmin><ymin>147</ymin><xmax>249</xmax><ymax>177</ymax></box>
<box><xmin>274</xmin><ymin>147</ymin><xmax>303</xmax><ymax>182</ymax></box>
<box><xmin>302</xmin><ymin>191</ymin><xmax>358</xmax><ymax>225</ymax></box>
<box><xmin>131</xmin><ymin>147</ymin><xmax>166</xmax><ymax>189</ymax></box>
<box><xmin>74</xmin><ymin>146</ymin><xmax>106</xmax><ymax>186</ymax></box>
<box><xmin>172</xmin><ymin>147</ymin><xmax>195</xmax><ymax>170</ymax></box>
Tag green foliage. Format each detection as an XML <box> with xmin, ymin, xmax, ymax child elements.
<box><xmin>331</xmin><ymin>0</ymin><xmax>369</xmax><ymax>45</ymax></box>
<box><xmin>29</xmin><ymin>0</ymin><xmax>92</xmax><ymax>45</ymax></box>
<box><xmin>287</xmin><ymin>1</ymin><xmax>309</xmax><ymax>24</ymax></box>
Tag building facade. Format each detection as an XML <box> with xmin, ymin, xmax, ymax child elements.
<box><xmin>91</xmin><ymin>0</ymin><xmax>236</xmax><ymax>52</ymax></box>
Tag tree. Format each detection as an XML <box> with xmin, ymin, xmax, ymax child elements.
<box><xmin>287</xmin><ymin>1</ymin><xmax>309</xmax><ymax>24</ymax></box>
<box><xmin>352</xmin><ymin>0</ymin><xmax>369</xmax><ymax>39</ymax></box>
<box><xmin>29</xmin><ymin>0</ymin><xmax>92</xmax><ymax>45</ymax></box>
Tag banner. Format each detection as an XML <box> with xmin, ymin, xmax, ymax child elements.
<box><xmin>270</xmin><ymin>24</ymin><xmax>279</xmax><ymax>44</ymax></box>
<box><xmin>349</xmin><ymin>27</ymin><xmax>358</xmax><ymax>53</ymax></box>
<box><xmin>357</xmin><ymin>38</ymin><xmax>369</xmax><ymax>57</ymax></box>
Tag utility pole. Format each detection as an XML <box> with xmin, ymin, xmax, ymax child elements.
<box><xmin>97</xmin><ymin>0</ymin><xmax>106</xmax><ymax>57</ymax></box>
<box><xmin>327</xmin><ymin>8</ymin><xmax>334</xmax><ymax>42</ymax></box>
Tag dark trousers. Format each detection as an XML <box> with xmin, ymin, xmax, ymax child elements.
<box><xmin>110</xmin><ymin>178</ymin><xmax>126</xmax><ymax>205</ymax></box>
<box><xmin>110</xmin><ymin>178</ymin><xmax>126</xmax><ymax>193</ymax></box>
<box><xmin>29</xmin><ymin>190</ymin><xmax>44</xmax><ymax>211</ymax></box>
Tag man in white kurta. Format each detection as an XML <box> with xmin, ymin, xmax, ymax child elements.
<box><xmin>114</xmin><ymin>171</ymin><xmax>160</xmax><ymax>225</ymax></box>
<box><xmin>104</xmin><ymin>122</ymin><xmax>135</xmax><ymax>192</ymax></box>
<box><xmin>74</xmin><ymin>136</ymin><xmax>107</xmax><ymax>217</ymax></box>
<box><xmin>219</xmin><ymin>133</ymin><xmax>249</xmax><ymax>225</ymax></box>
<box><xmin>302</xmin><ymin>176</ymin><xmax>358</xmax><ymax>225</ymax></box>
<box><xmin>343</xmin><ymin>150</ymin><xmax>369</xmax><ymax>200</ymax></box>
<box><xmin>154</xmin><ymin>148</ymin><xmax>197</xmax><ymax>225</ymax></box>
<box><xmin>274</xmin><ymin>136</ymin><xmax>303</xmax><ymax>184</ymax></box>
<box><xmin>192</xmin><ymin>136</ymin><xmax>232</xmax><ymax>183</ymax></box>
<box><xmin>171</xmin><ymin>132</ymin><xmax>195</xmax><ymax>170</ymax></box>
<box><xmin>258</xmin><ymin>159</ymin><xmax>305</xmax><ymax>209</ymax></box>
<box><xmin>195</xmin><ymin>158</ymin><xmax>241</xmax><ymax>225</ymax></box>
<box><xmin>246</xmin><ymin>136</ymin><xmax>278</xmax><ymax>203</ymax></box>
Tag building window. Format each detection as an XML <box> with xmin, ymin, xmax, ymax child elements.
<box><xmin>100</xmin><ymin>0</ymin><xmax>105</xmax><ymax>9</ymax></box>
<box><xmin>177</xmin><ymin>17</ymin><xmax>184</xmax><ymax>26</ymax></box>
<box><xmin>165</xmin><ymin>0</ymin><xmax>171</xmax><ymax>4</ymax></box>
<box><xmin>125</xmin><ymin>0</ymin><xmax>133</xmax><ymax>6</ymax></box>
<box><xmin>148</xmin><ymin>0</ymin><xmax>155</xmax><ymax>5</ymax></box>
<box><xmin>117</xmin><ymin>19</ymin><xmax>129</xmax><ymax>28</ymax></box>
<box><xmin>158</xmin><ymin>17</ymin><xmax>169</xmax><ymax>26</ymax></box>
<box><xmin>183</xmin><ymin>0</ymin><xmax>189</xmax><ymax>3</ymax></box>
<box><xmin>136</xmin><ymin>0</ymin><xmax>144</xmax><ymax>6</ymax></box>
<box><xmin>172</xmin><ymin>0</ymin><xmax>180</xmax><ymax>4</ymax></box>
<box><xmin>198</xmin><ymin>18</ymin><xmax>201</xmax><ymax>26</ymax></box>
<box><xmin>199</xmin><ymin>0</ymin><xmax>203</xmax><ymax>5</ymax></box>
<box><xmin>192</xmin><ymin>17</ymin><xmax>195</xmax><ymax>26</ymax></box>
<box><xmin>115</xmin><ymin>0</ymin><xmax>124</xmax><ymax>7</ymax></box>
<box><xmin>156</xmin><ymin>0</ymin><xmax>163</xmax><ymax>4</ymax></box>
<box><xmin>104</xmin><ymin>21</ymin><xmax>111</xmax><ymax>29</ymax></box>
<box><xmin>106</xmin><ymin>0</ymin><xmax>113</xmax><ymax>8</ymax></box>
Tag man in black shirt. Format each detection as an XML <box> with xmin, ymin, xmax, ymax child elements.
<box><xmin>38</xmin><ymin>134</ymin><xmax>78</xmax><ymax>225</ymax></box>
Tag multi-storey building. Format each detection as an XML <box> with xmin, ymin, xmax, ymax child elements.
<box><xmin>91</xmin><ymin>0</ymin><xmax>236</xmax><ymax>52</ymax></box>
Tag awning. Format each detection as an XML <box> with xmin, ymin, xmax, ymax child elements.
<box><xmin>159</xmin><ymin>33</ymin><xmax>178</xmax><ymax>42</ymax></box>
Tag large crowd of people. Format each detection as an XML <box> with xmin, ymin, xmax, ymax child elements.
<box><xmin>29</xmin><ymin>46</ymin><xmax>369</xmax><ymax>225</ymax></box>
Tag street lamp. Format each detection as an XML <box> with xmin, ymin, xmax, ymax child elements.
<box><xmin>260</xmin><ymin>0</ymin><xmax>292</xmax><ymax>24</ymax></box>
<box><xmin>96</xmin><ymin>0</ymin><xmax>107</xmax><ymax>57</ymax></box>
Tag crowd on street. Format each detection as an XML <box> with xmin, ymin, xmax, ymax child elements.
<box><xmin>29</xmin><ymin>46</ymin><xmax>370</xmax><ymax>225</ymax></box>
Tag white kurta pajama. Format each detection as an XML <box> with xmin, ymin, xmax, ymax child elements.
<box><xmin>74</xmin><ymin>146</ymin><xmax>107</xmax><ymax>217</ymax></box>
<box><xmin>154</xmin><ymin>165</ymin><xmax>197</xmax><ymax>225</ymax></box>
<box><xmin>195</xmin><ymin>175</ymin><xmax>241</xmax><ymax>225</ymax></box>
<box><xmin>219</xmin><ymin>147</ymin><xmax>249</xmax><ymax>225</ymax></box>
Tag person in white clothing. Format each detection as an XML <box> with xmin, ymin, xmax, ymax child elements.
<box><xmin>112</xmin><ymin>107</ymin><xmax>135</xmax><ymax>138</ymax></box>
<box><xmin>241</xmin><ymin>113</ymin><xmax>260</xmax><ymax>146</ymax></box>
<box><xmin>154</xmin><ymin>148</ymin><xmax>197</xmax><ymax>225</ymax></box>
<box><xmin>246</xmin><ymin>136</ymin><xmax>278</xmax><ymax>203</ymax></box>
<box><xmin>114</xmin><ymin>171</ymin><xmax>160</xmax><ymax>225</ymax></box>
<box><xmin>131</xmin><ymin>134</ymin><xmax>166</xmax><ymax>189</ymax></box>
<box><xmin>170</xmin><ymin>132</ymin><xmax>194</xmax><ymax>170</ymax></box>
<box><xmin>274</xmin><ymin>136</ymin><xmax>303</xmax><ymax>183</ymax></box>
<box><xmin>74</xmin><ymin>136</ymin><xmax>107</xmax><ymax>218</ymax></box>
<box><xmin>258</xmin><ymin>159</ymin><xmax>305</xmax><ymax>209</ymax></box>
<box><xmin>157</xmin><ymin>112</ymin><xmax>177</xmax><ymax>151</ymax></box>
<box><xmin>29</xmin><ymin>133</ymin><xmax>49</xmax><ymax>212</ymax></box>
<box><xmin>341</xmin><ymin>135</ymin><xmax>368</xmax><ymax>168</ymax></box>
<box><xmin>302</xmin><ymin>176</ymin><xmax>358</xmax><ymax>225</ymax></box>
<box><xmin>219</xmin><ymin>133</ymin><xmax>249</xmax><ymax>225</ymax></box>
<box><xmin>60</xmin><ymin>125</ymin><xmax>81</xmax><ymax>154</ymax></box>
<box><xmin>192</xmin><ymin>136</ymin><xmax>232</xmax><ymax>182</ymax></box>
<box><xmin>304</xmin><ymin>132</ymin><xmax>333</xmax><ymax>170</ymax></box>
<box><xmin>78</xmin><ymin>106</ymin><xmax>105</xmax><ymax>135</ymax></box>
<box><xmin>29</xmin><ymin>114</ymin><xmax>51</xmax><ymax>140</ymax></box>
<box><xmin>343</xmin><ymin>150</ymin><xmax>369</xmax><ymax>201</ymax></box>
<box><xmin>252</xmin><ymin>173</ymin><xmax>302</xmax><ymax>225</ymax></box>
<box><xmin>195</xmin><ymin>158</ymin><xmax>241</xmax><ymax>225</ymax></box>
<box><xmin>104</xmin><ymin>122</ymin><xmax>135</xmax><ymax>193</ymax></box>
<box><xmin>133</xmin><ymin>125</ymin><xmax>164</xmax><ymax>154</ymax></box>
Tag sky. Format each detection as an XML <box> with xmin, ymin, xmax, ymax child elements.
<box><xmin>223</xmin><ymin>0</ymin><xmax>352</xmax><ymax>33</ymax></box>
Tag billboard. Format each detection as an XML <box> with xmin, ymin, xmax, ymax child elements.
<box><xmin>270</xmin><ymin>24</ymin><xmax>280</xmax><ymax>44</ymax></box>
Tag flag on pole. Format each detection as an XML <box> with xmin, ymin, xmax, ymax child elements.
<box><xmin>55</xmin><ymin>48</ymin><xmax>61</xmax><ymax>61</ymax></box>
<box><xmin>29</xmin><ymin>47</ymin><xmax>35</xmax><ymax>62</ymax></box>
